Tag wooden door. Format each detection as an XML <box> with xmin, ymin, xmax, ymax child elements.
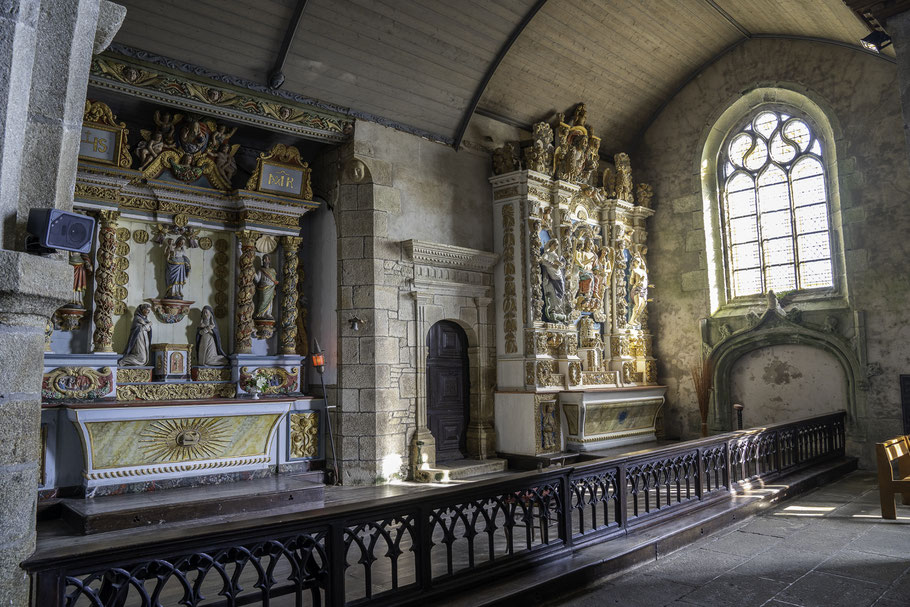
<box><xmin>427</xmin><ymin>321</ymin><xmax>469</xmax><ymax>462</ymax></box>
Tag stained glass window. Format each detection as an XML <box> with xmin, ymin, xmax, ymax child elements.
<box><xmin>720</xmin><ymin>109</ymin><xmax>834</xmax><ymax>298</ymax></box>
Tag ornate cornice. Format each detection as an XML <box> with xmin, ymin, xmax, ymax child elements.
<box><xmin>91</xmin><ymin>49</ymin><xmax>351</xmax><ymax>143</ymax></box>
<box><xmin>403</xmin><ymin>240</ymin><xmax>499</xmax><ymax>274</ymax></box>
<box><xmin>101</xmin><ymin>44</ymin><xmax>453</xmax><ymax>146</ymax></box>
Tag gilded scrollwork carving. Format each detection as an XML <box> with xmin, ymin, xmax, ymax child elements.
<box><xmin>117</xmin><ymin>382</ymin><xmax>236</xmax><ymax>401</ymax></box>
<box><xmin>502</xmin><ymin>204</ymin><xmax>518</xmax><ymax>354</ymax></box>
<box><xmin>92</xmin><ymin>210</ymin><xmax>119</xmax><ymax>352</ymax></box>
<box><xmin>524</xmin><ymin>122</ymin><xmax>554</xmax><ymax>175</ymax></box>
<box><xmin>42</xmin><ymin>367</ymin><xmax>114</xmax><ymax>401</ymax></box>
<box><xmin>289</xmin><ymin>412</ymin><xmax>320</xmax><ymax>459</ymax></box>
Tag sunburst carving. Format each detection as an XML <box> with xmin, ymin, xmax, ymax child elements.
<box><xmin>139</xmin><ymin>417</ymin><xmax>230</xmax><ymax>463</ymax></box>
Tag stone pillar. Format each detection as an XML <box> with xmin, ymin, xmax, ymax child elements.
<box><xmin>0</xmin><ymin>1</ymin><xmax>124</xmax><ymax>604</ymax></box>
<box><xmin>234</xmin><ymin>230</ymin><xmax>257</xmax><ymax>354</ymax></box>
<box><xmin>409</xmin><ymin>292</ymin><xmax>436</xmax><ymax>470</ymax></box>
<box><xmin>279</xmin><ymin>235</ymin><xmax>302</xmax><ymax>354</ymax></box>
<box><xmin>466</xmin><ymin>296</ymin><xmax>496</xmax><ymax>458</ymax></box>
<box><xmin>91</xmin><ymin>209</ymin><xmax>118</xmax><ymax>352</ymax></box>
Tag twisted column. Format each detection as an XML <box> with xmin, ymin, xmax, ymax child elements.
<box><xmin>234</xmin><ymin>230</ymin><xmax>258</xmax><ymax>354</ymax></box>
<box><xmin>279</xmin><ymin>235</ymin><xmax>302</xmax><ymax>354</ymax></box>
<box><xmin>92</xmin><ymin>210</ymin><xmax>119</xmax><ymax>352</ymax></box>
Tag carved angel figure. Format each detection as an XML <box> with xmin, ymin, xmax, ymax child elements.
<box><xmin>120</xmin><ymin>304</ymin><xmax>152</xmax><ymax>367</ymax></box>
<box><xmin>135</xmin><ymin>132</ymin><xmax>164</xmax><ymax>168</ymax></box>
<box><xmin>524</xmin><ymin>122</ymin><xmax>554</xmax><ymax>174</ymax></box>
<box><xmin>614</xmin><ymin>152</ymin><xmax>634</xmax><ymax>202</ymax></box>
<box><xmin>153</xmin><ymin>111</ymin><xmax>179</xmax><ymax>144</ymax></box>
<box><xmin>214</xmin><ymin>143</ymin><xmax>240</xmax><ymax>183</ymax></box>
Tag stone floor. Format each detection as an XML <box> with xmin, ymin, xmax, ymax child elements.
<box><xmin>542</xmin><ymin>471</ymin><xmax>910</xmax><ymax>607</ymax></box>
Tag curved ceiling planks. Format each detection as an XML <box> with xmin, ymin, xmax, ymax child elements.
<box><xmin>478</xmin><ymin>0</ymin><xmax>877</xmax><ymax>154</ymax></box>
<box><xmin>111</xmin><ymin>0</ymin><xmax>880</xmax><ymax>149</ymax></box>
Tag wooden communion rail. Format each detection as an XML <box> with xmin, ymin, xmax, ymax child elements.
<box><xmin>25</xmin><ymin>411</ymin><xmax>846</xmax><ymax>607</ymax></box>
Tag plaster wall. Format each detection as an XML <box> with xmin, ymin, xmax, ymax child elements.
<box><xmin>637</xmin><ymin>38</ymin><xmax>910</xmax><ymax>464</ymax></box>
<box><xmin>301</xmin><ymin>201</ymin><xmax>338</xmax><ymax>386</ymax></box>
<box><xmin>730</xmin><ymin>344</ymin><xmax>848</xmax><ymax>428</ymax></box>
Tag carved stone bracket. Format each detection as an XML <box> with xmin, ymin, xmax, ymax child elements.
<box><xmin>148</xmin><ymin>298</ymin><xmax>194</xmax><ymax>323</ymax></box>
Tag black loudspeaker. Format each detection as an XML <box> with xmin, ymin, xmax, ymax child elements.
<box><xmin>27</xmin><ymin>209</ymin><xmax>96</xmax><ymax>253</ymax></box>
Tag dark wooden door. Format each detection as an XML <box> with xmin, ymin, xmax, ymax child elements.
<box><xmin>427</xmin><ymin>321</ymin><xmax>469</xmax><ymax>462</ymax></box>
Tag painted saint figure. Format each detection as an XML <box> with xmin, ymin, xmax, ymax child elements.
<box><xmin>254</xmin><ymin>254</ymin><xmax>279</xmax><ymax>320</ymax></box>
<box><xmin>68</xmin><ymin>251</ymin><xmax>92</xmax><ymax>307</ymax></box>
<box><xmin>540</xmin><ymin>239</ymin><xmax>567</xmax><ymax>322</ymax></box>
<box><xmin>120</xmin><ymin>304</ymin><xmax>152</xmax><ymax>367</ymax></box>
<box><xmin>164</xmin><ymin>237</ymin><xmax>191</xmax><ymax>299</ymax></box>
<box><xmin>196</xmin><ymin>305</ymin><xmax>228</xmax><ymax>366</ymax></box>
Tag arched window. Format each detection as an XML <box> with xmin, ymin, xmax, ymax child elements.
<box><xmin>719</xmin><ymin>108</ymin><xmax>834</xmax><ymax>298</ymax></box>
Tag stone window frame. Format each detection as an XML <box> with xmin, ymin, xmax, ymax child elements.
<box><xmin>700</xmin><ymin>87</ymin><xmax>850</xmax><ymax>316</ymax></box>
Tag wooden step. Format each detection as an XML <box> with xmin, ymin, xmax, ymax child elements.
<box><xmin>60</xmin><ymin>475</ymin><xmax>325</xmax><ymax>535</ymax></box>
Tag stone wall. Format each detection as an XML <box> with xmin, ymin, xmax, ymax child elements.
<box><xmin>636</xmin><ymin>38</ymin><xmax>910</xmax><ymax>465</ymax></box>
<box><xmin>323</xmin><ymin>121</ymin><xmax>495</xmax><ymax>484</ymax></box>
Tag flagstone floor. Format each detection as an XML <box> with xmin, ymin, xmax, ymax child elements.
<box><xmin>543</xmin><ymin>471</ymin><xmax>910</xmax><ymax>607</ymax></box>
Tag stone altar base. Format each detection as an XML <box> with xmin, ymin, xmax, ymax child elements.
<box><xmin>64</xmin><ymin>400</ymin><xmax>291</xmax><ymax>494</ymax></box>
<box><xmin>494</xmin><ymin>387</ymin><xmax>666</xmax><ymax>456</ymax></box>
<box><xmin>561</xmin><ymin>386</ymin><xmax>666</xmax><ymax>451</ymax></box>
<box><xmin>60</xmin><ymin>473</ymin><xmax>324</xmax><ymax>534</ymax></box>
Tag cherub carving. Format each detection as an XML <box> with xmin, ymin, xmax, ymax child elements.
<box><xmin>153</xmin><ymin>110</ymin><xmax>180</xmax><ymax>144</ymax></box>
<box><xmin>214</xmin><ymin>142</ymin><xmax>240</xmax><ymax>182</ymax></box>
<box><xmin>135</xmin><ymin>131</ymin><xmax>164</xmax><ymax>168</ymax></box>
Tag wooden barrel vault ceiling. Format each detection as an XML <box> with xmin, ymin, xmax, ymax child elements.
<box><xmin>112</xmin><ymin>0</ymin><xmax>888</xmax><ymax>151</ymax></box>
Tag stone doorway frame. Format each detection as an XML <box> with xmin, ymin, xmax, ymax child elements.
<box><xmin>403</xmin><ymin>240</ymin><xmax>498</xmax><ymax>474</ymax></box>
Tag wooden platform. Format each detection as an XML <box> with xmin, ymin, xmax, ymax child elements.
<box><xmin>59</xmin><ymin>473</ymin><xmax>325</xmax><ymax>535</ymax></box>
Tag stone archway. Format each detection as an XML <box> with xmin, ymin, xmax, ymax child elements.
<box><xmin>708</xmin><ymin>296</ymin><xmax>866</xmax><ymax>434</ymax></box>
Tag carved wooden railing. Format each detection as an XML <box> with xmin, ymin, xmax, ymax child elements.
<box><xmin>25</xmin><ymin>412</ymin><xmax>846</xmax><ymax>607</ymax></box>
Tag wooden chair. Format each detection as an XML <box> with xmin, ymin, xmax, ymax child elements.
<box><xmin>875</xmin><ymin>435</ymin><xmax>910</xmax><ymax>519</ymax></box>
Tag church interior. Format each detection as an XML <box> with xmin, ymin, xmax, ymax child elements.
<box><xmin>2</xmin><ymin>0</ymin><xmax>910</xmax><ymax>605</ymax></box>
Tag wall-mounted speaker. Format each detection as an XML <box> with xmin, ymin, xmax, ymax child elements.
<box><xmin>27</xmin><ymin>209</ymin><xmax>95</xmax><ymax>253</ymax></box>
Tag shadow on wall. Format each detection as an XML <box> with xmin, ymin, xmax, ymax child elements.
<box><xmin>301</xmin><ymin>199</ymin><xmax>338</xmax><ymax>388</ymax></box>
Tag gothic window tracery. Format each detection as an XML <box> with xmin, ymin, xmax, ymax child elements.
<box><xmin>719</xmin><ymin>108</ymin><xmax>834</xmax><ymax>298</ymax></box>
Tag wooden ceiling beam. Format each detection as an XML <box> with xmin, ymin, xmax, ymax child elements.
<box><xmin>268</xmin><ymin>0</ymin><xmax>309</xmax><ymax>89</ymax></box>
<box><xmin>452</xmin><ymin>0</ymin><xmax>548</xmax><ymax>151</ymax></box>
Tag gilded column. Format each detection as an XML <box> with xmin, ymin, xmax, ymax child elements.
<box><xmin>279</xmin><ymin>235</ymin><xmax>302</xmax><ymax>354</ymax></box>
<box><xmin>234</xmin><ymin>230</ymin><xmax>258</xmax><ymax>354</ymax></box>
<box><xmin>92</xmin><ymin>210</ymin><xmax>119</xmax><ymax>352</ymax></box>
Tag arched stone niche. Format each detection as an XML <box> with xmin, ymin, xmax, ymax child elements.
<box><xmin>707</xmin><ymin>293</ymin><xmax>867</xmax><ymax>438</ymax></box>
